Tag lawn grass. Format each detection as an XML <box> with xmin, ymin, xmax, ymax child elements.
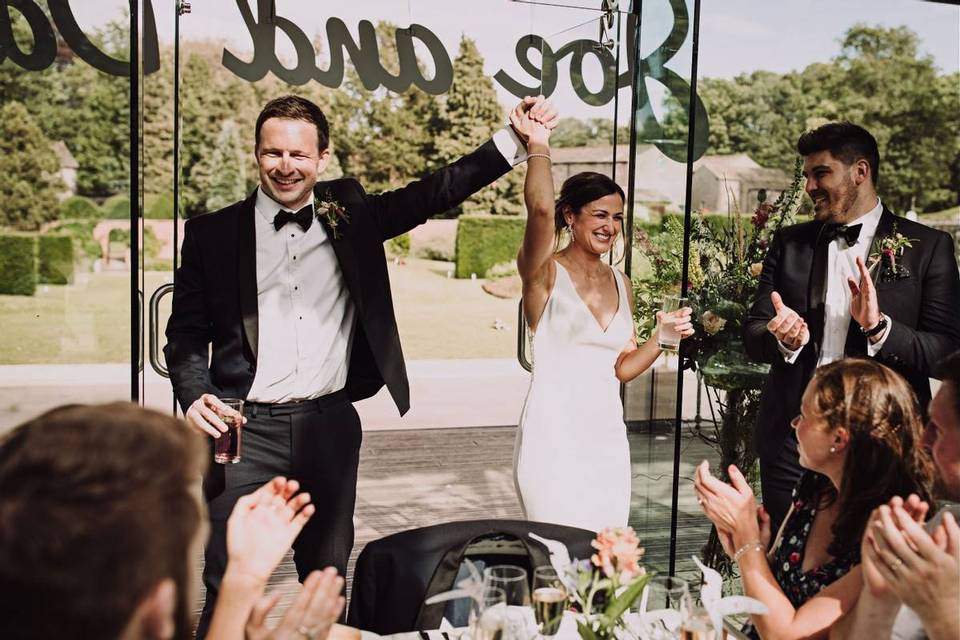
<box><xmin>0</xmin><ymin>261</ymin><xmax>522</xmax><ymax>364</ymax></box>
<box><xmin>0</xmin><ymin>271</ymin><xmax>171</xmax><ymax>364</ymax></box>
<box><xmin>920</xmin><ymin>206</ymin><xmax>959</xmax><ymax>222</ymax></box>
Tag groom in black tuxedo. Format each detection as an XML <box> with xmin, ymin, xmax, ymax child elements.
<box><xmin>165</xmin><ymin>94</ymin><xmax>557</xmax><ymax>635</ymax></box>
<box><xmin>744</xmin><ymin>122</ymin><xmax>960</xmax><ymax>530</ymax></box>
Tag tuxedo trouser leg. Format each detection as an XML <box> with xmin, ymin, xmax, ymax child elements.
<box><xmin>290</xmin><ymin>401</ymin><xmax>362</xmax><ymax>589</ymax></box>
<box><xmin>196</xmin><ymin>411</ymin><xmax>292</xmax><ymax>639</ymax></box>
<box><xmin>759</xmin><ymin>431</ymin><xmax>803</xmax><ymax>534</ymax></box>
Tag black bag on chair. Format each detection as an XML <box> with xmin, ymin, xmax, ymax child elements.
<box><xmin>346</xmin><ymin>519</ymin><xmax>596</xmax><ymax>634</ymax></box>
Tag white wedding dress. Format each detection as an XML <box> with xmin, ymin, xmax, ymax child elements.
<box><xmin>513</xmin><ymin>260</ymin><xmax>633</xmax><ymax>532</ymax></box>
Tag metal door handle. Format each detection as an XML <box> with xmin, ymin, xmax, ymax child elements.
<box><xmin>148</xmin><ymin>283</ymin><xmax>175</xmax><ymax>378</ymax></box>
<box><xmin>516</xmin><ymin>299</ymin><xmax>532</xmax><ymax>372</ymax></box>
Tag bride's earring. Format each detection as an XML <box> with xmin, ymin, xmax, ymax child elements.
<box><xmin>567</xmin><ymin>222</ymin><xmax>574</xmax><ymax>244</ymax></box>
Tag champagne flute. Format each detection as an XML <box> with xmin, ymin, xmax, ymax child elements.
<box><xmin>470</xmin><ymin>586</ymin><xmax>507</xmax><ymax>640</ymax></box>
<box><xmin>638</xmin><ymin>576</ymin><xmax>692</xmax><ymax>639</ymax></box>
<box><xmin>532</xmin><ymin>566</ymin><xmax>567</xmax><ymax>636</ymax></box>
<box><xmin>484</xmin><ymin>566</ymin><xmax>531</xmax><ymax>640</ymax></box>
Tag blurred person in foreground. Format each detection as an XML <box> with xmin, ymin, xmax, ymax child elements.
<box><xmin>695</xmin><ymin>358</ymin><xmax>934</xmax><ymax>639</ymax></box>
<box><xmin>0</xmin><ymin>403</ymin><xmax>345</xmax><ymax>640</ymax></box>
<box><xmin>834</xmin><ymin>350</ymin><xmax>960</xmax><ymax>640</ymax></box>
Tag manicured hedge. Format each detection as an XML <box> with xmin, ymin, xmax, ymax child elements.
<box><xmin>37</xmin><ymin>235</ymin><xmax>75</xmax><ymax>284</ymax></box>
<box><xmin>386</xmin><ymin>232</ymin><xmax>410</xmax><ymax>258</ymax></box>
<box><xmin>0</xmin><ymin>233</ymin><xmax>38</xmax><ymax>295</ymax></box>
<box><xmin>108</xmin><ymin>226</ymin><xmax>162</xmax><ymax>258</ymax></box>
<box><xmin>49</xmin><ymin>220</ymin><xmax>101</xmax><ymax>261</ymax></box>
<box><xmin>60</xmin><ymin>195</ymin><xmax>101</xmax><ymax>219</ymax></box>
<box><xmin>104</xmin><ymin>194</ymin><xmax>131</xmax><ymax>219</ymax></box>
<box><xmin>145</xmin><ymin>193</ymin><xmax>175</xmax><ymax>219</ymax></box>
<box><xmin>454</xmin><ymin>215</ymin><xmax>525</xmax><ymax>279</ymax></box>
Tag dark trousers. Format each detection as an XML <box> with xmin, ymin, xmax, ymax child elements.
<box><xmin>759</xmin><ymin>430</ymin><xmax>803</xmax><ymax>535</ymax></box>
<box><xmin>195</xmin><ymin>391</ymin><xmax>361</xmax><ymax>638</ymax></box>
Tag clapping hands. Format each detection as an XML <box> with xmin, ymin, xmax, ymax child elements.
<box><xmin>225</xmin><ymin>476</ymin><xmax>315</xmax><ymax>585</ymax></box>
<box><xmin>767</xmin><ymin>291</ymin><xmax>809</xmax><ymax>350</ymax></box>
<box><xmin>509</xmin><ymin>95</ymin><xmax>559</xmax><ymax>147</ymax></box>
<box><xmin>694</xmin><ymin>461</ymin><xmax>767</xmax><ymax>558</ymax></box>
<box><xmin>246</xmin><ymin>568</ymin><xmax>345</xmax><ymax>640</ymax></box>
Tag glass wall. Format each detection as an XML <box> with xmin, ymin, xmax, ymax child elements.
<box><xmin>0</xmin><ymin>0</ymin><xmax>132</xmax><ymax>434</ymax></box>
<box><xmin>2</xmin><ymin>0</ymin><xmax>955</xmax><ymax>615</ymax></box>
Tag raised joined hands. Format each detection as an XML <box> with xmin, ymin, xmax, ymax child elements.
<box><xmin>246</xmin><ymin>568</ymin><xmax>346</xmax><ymax>640</ymax></box>
<box><xmin>509</xmin><ymin>95</ymin><xmax>559</xmax><ymax>147</ymax></box>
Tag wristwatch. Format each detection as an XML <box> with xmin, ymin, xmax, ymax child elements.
<box><xmin>861</xmin><ymin>314</ymin><xmax>888</xmax><ymax>338</ymax></box>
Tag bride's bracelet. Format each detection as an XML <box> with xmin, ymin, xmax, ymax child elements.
<box><xmin>527</xmin><ymin>153</ymin><xmax>552</xmax><ymax>162</ymax></box>
<box><xmin>733</xmin><ymin>540</ymin><xmax>766</xmax><ymax>562</ymax></box>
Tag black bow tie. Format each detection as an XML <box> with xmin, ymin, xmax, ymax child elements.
<box><xmin>821</xmin><ymin>222</ymin><xmax>862</xmax><ymax>246</ymax></box>
<box><xmin>273</xmin><ymin>205</ymin><xmax>313</xmax><ymax>232</ymax></box>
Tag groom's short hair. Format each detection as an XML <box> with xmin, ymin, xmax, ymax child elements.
<box><xmin>0</xmin><ymin>403</ymin><xmax>207</xmax><ymax>640</ymax></box>
<box><xmin>256</xmin><ymin>95</ymin><xmax>331</xmax><ymax>153</ymax></box>
<box><xmin>797</xmin><ymin>121</ymin><xmax>880</xmax><ymax>186</ymax></box>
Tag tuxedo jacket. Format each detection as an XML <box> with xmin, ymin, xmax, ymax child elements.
<box><xmin>744</xmin><ymin>208</ymin><xmax>960</xmax><ymax>460</ymax></box>
<box><xmin>164</xmin><ymin>140</ymin><xmax>511</xmax><ymax>415</ymax></box>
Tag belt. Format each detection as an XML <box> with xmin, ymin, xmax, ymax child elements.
<box><xmin>244</xmin><ymin>389</ymin><xmax>349</xmax><ymax>417</ymax></box>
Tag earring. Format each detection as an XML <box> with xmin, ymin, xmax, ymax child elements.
<box><xmin>567</xmin><ymin>223</ymin><xmax>574</xmax><ymax>244</ymax></box>
<box><xmin>829</xmin><ymin>446</ymin><xmax>837</xmax><ymax>454</ymax></box>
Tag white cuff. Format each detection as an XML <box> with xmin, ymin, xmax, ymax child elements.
<box><xmin>778</xmin><ymin>340</ymin><xmax>803</xmax><ymax>364</ymax></box>
<box><xmin>493</xmin><ymin>126</ymin><xmax>527</xmax><ymax>166</ymax></box>
<box><xmin>867</xmin><ymin>314</ymin><xmax>892</xmax><ymax>356</ymax></box>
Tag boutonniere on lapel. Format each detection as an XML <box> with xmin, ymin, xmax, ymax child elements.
<box><xmin>868</xmin><ymin>224</ymin><xmax>916</xmax><ymax>282</ymax></box>
<box><xmin>313</xmin><ymin>189</ymin><xmax>350</xmax><ymax>240</ymax></box>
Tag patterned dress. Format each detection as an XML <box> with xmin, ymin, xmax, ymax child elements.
<box><xmin>746</xmin><ymin>471</ymin><xmax>860</xmax><ymax>638</ymax></box>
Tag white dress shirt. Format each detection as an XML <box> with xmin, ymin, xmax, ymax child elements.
<box><xmin>247</xmin><ymin>127</ymin><xmax>526</xmax><ymax>403</ymax></box>
<box><xmin>246</xmin><ymin>187</ymin><xmax>357</xmax><ymax>403</ymax></box>
<box><xmin>781</xmin><ymin>199</ymin><xmax>890</xmax><ymax>365</ymax></box>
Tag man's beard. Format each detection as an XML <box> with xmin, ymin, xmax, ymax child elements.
<box><xmin>814</xmin><ymin>176</ymin><xmax>858</xmax><ymax>222</ymax></box>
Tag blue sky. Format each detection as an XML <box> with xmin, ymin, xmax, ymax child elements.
<box><xmin>77</xmin><ymin>0</ymin><xmax>959</xmax><ymax>120</ymax></box>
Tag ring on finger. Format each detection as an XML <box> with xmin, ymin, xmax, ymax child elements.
<box><xmin>887</xmin><ymin>555</ymin><xmax>904</xmax><ymax>572</ymax></box>
<box><xmin>297</xmin><ymin>625</ymin><xmax>321</xmax><ymax>639</ymax></box>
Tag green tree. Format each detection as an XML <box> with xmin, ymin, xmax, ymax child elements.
<box><xmin>0</xmin><ymin>102</ymin><xmax>63</xmax><ymax>229</ymax></box>
<box><xmin>203</xmin><ymin>120</ymin><xmax>247</xmax><ymax>211</ymax></box>
<box><xmin>435</xmin><ymin>36</ymin><xmax>518</xmax><ymax>216</ymax></box>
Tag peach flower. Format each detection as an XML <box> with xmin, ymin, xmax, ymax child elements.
<box><xmin>701</xmin><ymin>310</ymin><xmax>727</xmax><ymax>336</ymax></box>
<box><xmin>590</xmin><ymin>527</ymin><xmax>645</xmax><ymax>581</ymax></box>
<box><xmin>749</xmin><ymin>262</ymin><xmax>763</xmax><ymax>277</ymax></box>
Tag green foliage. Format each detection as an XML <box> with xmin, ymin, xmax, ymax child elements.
<box><xmin>435</xmin><ymin>36</ymin><xmax>514</xmax><ymax>217</ymax></box>
<box><xmin>60</xmin><ymin>196</ymin><xmax>101</xmax><ymax>220</ymax></box>
<box><xmin>661</xmin><ymin>24</ymin><xmax>959</xmax><ymax>214</ymax></box>
<box><xmin>385</xmin><ymin>232</ymin><xmax>411</xmax><ymax>258</ymax></box>
<box><xmin>550</xmin><ymin>118</ymin><xmax>631</xmax><ymax>148</ymax></box>
<box><xmin>108</xmin><ymin>227</ymin><xmax>162</xmax><ymax>259</ymax></box>
<box><xmin>0</xmin><ymin>233</ymin><xmax>38</xmax><ymax>295</ymax></box>
<box><xmin>145</xmin><ymin>193</ymin><xmax>175</xmax><ymax>219</ymax></box>
<box><xmin>37</xmin><ymin>235</ymin><xmax>75</xmax><ymax>285</ymax></box>
<box><xmin>454</xmin><ymin>215</ymin><xmax>525</xmax><ymax>278</ymax></box>
<box><xmin>48</xmin><ymin>220</ymin><xmax>102</xmax><ymax>262</ymax></box>
<box><xmin>0</xmin><ymin>102</ymin><xmax>63</xmax><ymax>230</ymax></box>
<box><xmin>104</xmin><ymin>195</ymin><xmax>131</xmax><ymax>220</ymax></box>
<box><xmin>203</xmin><ymin>120</ymin><xmax>247</xmax><ymax>211</ymax></box>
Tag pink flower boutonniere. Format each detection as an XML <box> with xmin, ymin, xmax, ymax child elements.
<box><xmin>868</xmin><ymin>224</ymin><xmax>916</xmax><ymax>282</ymax></box>
<box><xmin>314</xmin><ymin>190</ymin><xmax>350</xmax><ymax>240</ymax></box>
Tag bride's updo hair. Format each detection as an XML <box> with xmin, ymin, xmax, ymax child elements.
<box><xmin>554</xmin><ymin>172</ymin><xmax>625</xmax><ymax>247</ymax></box>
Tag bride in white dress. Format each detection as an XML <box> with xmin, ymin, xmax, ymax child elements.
<box><xmin>510</xmin><ymin>102</ymin><xmax>694</xmax><ymax>532</ymax></box>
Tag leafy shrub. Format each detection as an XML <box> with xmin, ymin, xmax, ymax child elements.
<box><xmin>48</xmin><ymin>220</ymin><xmax>102</xmax><ymax>262</ymax></box>
<box><xmin>108</xmin><ymin>226</ymin><xmax>162</xmax><ymax>259</ymax></box>
<box><xmin>385</xmin><ymin>233</ymin><xmax>410</xmax><ymax>258</ymax></box>
<box><xmin>103</xmin><ymin>194</ymin><xmax>131</xmax><ymax>220</ymax></box>
<box><xmin>454</xmin><ymin>215</ymin><xmax>525</xmax><ymax>279</ymax></box>
<box><xmin>145</xmin><ymin>193</ymin><xmax>175</xmax><ymax>219</ymax></box>
<box><xmin>60</xmin><ymin>195</ymin><xmax>101</xmax><ymax>220</ymax></box>
<box><xmin>38</xmin><ymin>234</ymin><xmax>74</xmax><ymax>284</ymax></box>
<box><xmin>0</xmin><ymin>233</ymin><xmax>38</xmax><ymax>295</ymax></box>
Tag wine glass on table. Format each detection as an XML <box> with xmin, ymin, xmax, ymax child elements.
<box><xmin>484</xmin><ymin>566</ymin><xmax>531</xmax><ymax>639</ymax></box>
<box><xmin>532</xmin><ymin>566</ymin><xmax>568</xmax><ymax>636</ymax></box>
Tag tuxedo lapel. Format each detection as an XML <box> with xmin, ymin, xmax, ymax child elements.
<box><xmin>237</xmin><ymin>192</ymin><xmax>259</xmax><ymax>361</ymax></box>
<box><xmin>315</xmin><ymin>183</ymin><xmax>363</xmax><ymax>310</ymax></box>
<box><xmin>868</xmin><ymin>208</ymin><xmax>897</xmax><ymax>286</ymax></box>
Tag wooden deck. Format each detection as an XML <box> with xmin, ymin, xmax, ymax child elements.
<box><xmin>193</xmin><ymin>422</ymin><xmax>718</xmax><ymax>625</ymax></box>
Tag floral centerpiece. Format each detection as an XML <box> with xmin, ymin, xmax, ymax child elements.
<box><xmin>534</xmin><ymin>527</ymin><xmax>651</xmax><ymax>640</ymax></box>
<box><xmin>633</xmin><ymin>158</ymin><xmax>807</xmax><ymax>572</ymax></box>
